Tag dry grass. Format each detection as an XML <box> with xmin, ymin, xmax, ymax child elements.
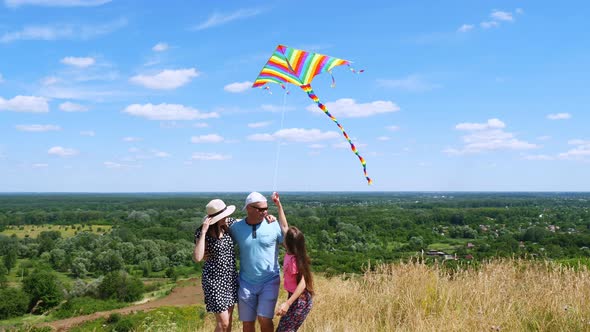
<box><xmin>199</xmin><ymin>259</ymin><xmax>590</xmax><ymax>331</ymax></box>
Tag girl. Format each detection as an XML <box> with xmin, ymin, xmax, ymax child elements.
<box><xmin>274</xmin><ymin>224</ymin><xmax>314</xmax><ymax>331</ymax></box>
<box><xmin>194</xmin><ymin>199</ymin><xmax>238</xmax><ymax>332</ymax></box>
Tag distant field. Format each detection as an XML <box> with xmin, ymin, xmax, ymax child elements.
<box><xmin>1</xmin><ymin>224</ymin><xmax>112</xmax><ymax>238</ymax></box>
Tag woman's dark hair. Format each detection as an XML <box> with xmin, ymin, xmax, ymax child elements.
<box><xmin>285</xmin><ymin>226</ymin><xmax>314</xmax><ymax>295</ymax></box>
<box><xmin>206</xmin><ymin>218</ymin><xmax>229</xmax><ymax>239</ymax></box>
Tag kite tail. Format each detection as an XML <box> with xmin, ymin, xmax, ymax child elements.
<box><xmin>301</xmin><ymin>84</ymin><xmax>372</xmax><ymax>185</ymax></box>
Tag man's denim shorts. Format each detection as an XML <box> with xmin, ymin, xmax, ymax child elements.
<box><xmin>238</xmin><ymin>275</ymin><xmax>280</xmax><ymax>321</ymax></box>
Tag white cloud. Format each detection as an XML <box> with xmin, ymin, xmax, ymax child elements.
<box><xmin>558</xmin><ymin>142</ymin><xmax>590</xmax><ymax>160</ymax></box>
<box><xmin>446</xmin><ymin>118</ymin><xmax>538</xmax><ymax>155</ymax></box>
<box><xmin>191</xmin><ymin>152</ymin><xmax>231</xmax><ymax>161</ymax></box>
<box><xmin>457</xmin><ymin>24</ymin><xmax>474</xmax><ymax>33</ymax></box>
<box><xmin>376</xmin><ymin>75</ymin><xmax>439</xmax><ymax>92</ymax></box>
<box><xmin>306</xmin><ymin>98</ymin><xmax>399</xmax><ymax>118</ymax></box>
<box><xmin>479</xmin><ymin>10</ymin><xmax>516</xmax><ymax>30</ymax></box>
<box><xmin>59</xmin><ymin>101</ymin><xmax>88</xmax><ymax>112</ymax></box>
<box><xmin>1</xmin><ymin>19</ymin><xmax>126</xmax><ymax>43</ymax></box>
<box><xmin>61</xmin><ymin>56</ymin><xmax>95</xmax><ymax>68</ymax></box>
<box><xmin>5</xmin><ymin>0</ymin><xmax>111</xmax><ymax>7</ymax></box>
<box><xmin>0</xmin><ymin>95</ymin><xmax>49</xmax><ymax>112</ymax></box>
<box><xmin>103</xmin><ymin>161</ymin><xmax>137</xmax><ymax>169</ymax></box>
<box><xmin>248</xmin><ymin>128</ymin><xmax>340</xmax><ymax>143</ymax></box>
<box><xmin>191</xmin><ymin>134</ymin><xmax>224</xmax><ymax>143</ymax></box>
<box><xmin>39</xmin><ymin>85</ymin><xmax>119</xmax><ymax>102</ymax></box>
<box><xmin>152</xmin><ymin>42</ymin><xmax>168</xmax><ymax>52</ymax></box>
<box><xmin>123</xmin><ymin>137</ymin><xmax>142</xmax><ymax>142</ymax></box>
<box><xmin>480</xmin><ymin>21</ymin><xmax>499</xmax><ymax>29</ymax></box>
<box><xmin>193</xmin><ymin>8</ymin><xmax>263</xmax><ymax>30</ymax></box>
<box><xmin>151</xmin><ymin>150</ymin><xmax>170</xmax><ymax>158</ymax></box>
<box><xmin>455</xmin><ymin>118</ymin><xmax>505</xmax><ymax>131</ymax></box>
<box><xmin>193</xmin><ymin>122</ymin><xmax>209</xmax><ymax>128</ymax></box>
<box><xmin>515</xmin><ymin>8</ymin><xmax>524</xmax><ymax>14</ymax></box>
<box><xmin>32</xmin><ymin>163</ymin><xmax>49</xmax><ymax>168</ymax></box>
<box><xmin>104</xmin><ymin>161</ymin><xmax>122</xmax><ymax>168</ymax></box>
<box><xmin>123</xmin><ymin>103</ymin><xmax>218</xmax><ymax>121</ymax></box>
<box><xmin>130</xmin><ymin>68</ymin><xmax>199</xmax><ymax>90</ymax></box>
<box><xmin>546</xmin><ymin>113</ymin><xmax>571</xmax><ymax>120</ymax></box>
<box><xmin>247</xmin><ymin>133</ymin><xmax>274</xmax><ymax>141</ymax></box>
<box><xmin>491</xmin><ymin>10</ymin><xmax>514</xmax><ymax>22</ymax></box>
<box><xmin>248</xmin><ymin>121</ymin><xmax>271</xmax><ymax>128</ymax></box>
<box><xmin>261</xmin><ymin>104</ymin><xmax>295</xmax><ymax>112</ymax></box>
<box><xmin>80</xmin><ymin>130</ymin><xmax>95</xmax><ymax>136</ymax></box>
<box><xmin>378</xmin><ymin>136</ymin><xmax>391</xmax><ymax>141</ymax></box>
<box><xmin>568</xmin><ymin>139</ymin><xmax>590</xmax><ymax>145</ymax></box>
<box><xmin>41</xmin><ymin>76</ymin><xmax>60</xmax><ymax>85</ymax></box>
<box><xmin>224</xmin><ymin>81</ymin><xmax>253</xmax><ymax>93</ymax></box>
<box><xmin>15</xmin><ymin>124</ymin><xmax>61</xmax><ymax>132</ymax></box>
<box><xmin>537</xmin><ymin>135</ymin><xmax>551</xmax><ymax>141</ymax></box>
<box><xmin>48</xmin><ymin>146</ymin><xmax>78</xmax><ymax>157</ymax></box>
<box><xmin>386</xmin><ymin>125</ymin><xmax>400</xmax><ymax>132</ymax></box>
<box><xmin>523</xmin><ymin>154</ymin><xmax>554</xmax><ymax>161</ymax></box>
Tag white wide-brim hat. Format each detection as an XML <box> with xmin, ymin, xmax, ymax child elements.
<box><xmin>203</xmin><ymin>199</ymin><xmax>236</xmax><ymax>224</ymax></box>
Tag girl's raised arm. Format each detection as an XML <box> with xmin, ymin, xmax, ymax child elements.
<box><xmin>272</xmin><ymin>191</ymin><xmax>289</xmax><ymax>236</ymax></box>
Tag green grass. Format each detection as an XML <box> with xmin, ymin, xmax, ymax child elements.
<box><xmin>69</xmin><ymin>305</ymin><xmax>206</xmax><ymax>332</ymax></box>
<box><xmin>51</xmin><ymin>297</ymin><xmax>127</xmax><ymax>320</ymax></box>
<box><xmin>1</xmin><ymin>224</ymin><xmax>112</xmax><ymax>239</ymax></box>
<box><xmin>0</xmin><ymin>313</ymin><xmax>51</xmax><ymax>330</ymax></box>
<box><xmin>428</xmin><ymin>238</ymin><xmax>470</xmax><ymax>252</ymax></box>
<box><xmin>6</xmin><ymin>259</ymin><xmax>73</xmax><ymax>288</ymax></box>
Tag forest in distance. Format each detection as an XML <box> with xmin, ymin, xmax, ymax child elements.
<box><xmin>1</xmin><ymin>191</ymin><xmax>590</xmax><ymax>325</ymax></box>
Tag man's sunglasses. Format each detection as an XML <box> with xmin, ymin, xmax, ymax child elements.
<box><xmin>249</xmin><ymin>206</ymin><xmax>268</xmax><ymax>212</ymax></box>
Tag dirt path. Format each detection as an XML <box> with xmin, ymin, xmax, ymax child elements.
<box><xmin>39</xmin><ymin>278</ymin><xmax>203</xmax><ymax>331</ymax></box>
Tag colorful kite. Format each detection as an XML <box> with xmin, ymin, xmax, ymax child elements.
<box><xmin>252</xmin><ymin>45</ymin><xmax>372</xmax><ymax>185</ymax></box>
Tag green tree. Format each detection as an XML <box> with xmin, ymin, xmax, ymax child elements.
<box><xmin>71</xmin><ymin>257</ymin><xmax>90</xmax><ymax>278</ymax></box>
<box><xmin>49</xmin><ymin>248</ymin><xmax>68</xmax><ymax>271</ymax></box>
<box><xmin>98</xmin><ymin>271</ymin><xmax>144</xmax><ymax>302</ymax></box>
<box><xmin>37</xmin><ymin>231</ymin><xmax>61</xmax><ymax>254</ymax></box>
<box><xmin>93</xmin><ymin>249</ymin><xmax>124</xmax><ymax>274</ymax></box>
<box><xmin>408</xmin><ymin>236</ymin><xmax>424</xmax><ymax>250</ymax></box>
<box><xmin>3</xmin><ymin>247</ymin><xmax>18</xmax><ymax>272</ymax></box>
<box><xmin>23</xmin><ymin>269</ymin><xmax>64</xmax><ymax>313</ymax></box>
<box><xmin>0</xmin><ymin>287</ymin><xmax>30</xmax><ymax>319</ymax></box>
<box><xmin>0</xmin><ymin>264</ymin><xmax>8</xmax><ymax>287</ymax></box>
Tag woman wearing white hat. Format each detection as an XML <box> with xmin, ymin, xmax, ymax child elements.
<box><xmin>194</xmin><ymin>199</ymin><xmax>238</xmax><ymax>332</ymax></box>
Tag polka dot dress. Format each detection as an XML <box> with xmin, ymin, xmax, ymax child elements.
<box><xmin>194</xmin><ymin>218</ymin><xmax>238</xmax><ymax>313</ymax></box>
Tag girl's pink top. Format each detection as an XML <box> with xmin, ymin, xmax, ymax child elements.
<box><xmin>282</xmin><ymin>253</ymin><xmax>299</xmax><ymax>293</ymax></box>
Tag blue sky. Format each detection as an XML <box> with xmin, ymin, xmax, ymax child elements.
<box><xmin>1</xmin><ymin>0</ymin><xmax>589</xmax><ymax>192</ymax></box>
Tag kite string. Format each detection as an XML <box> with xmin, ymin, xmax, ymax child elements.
<box><xmin>272</xmin><ymin>89</ymin><xmax>288</xmax><ymax>192</ymax></box>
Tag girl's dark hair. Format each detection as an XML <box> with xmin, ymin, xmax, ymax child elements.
<box><xmin>285</xmin><ymin>226</ymin><xmax>314</xmax><ymax>295</ymax></box>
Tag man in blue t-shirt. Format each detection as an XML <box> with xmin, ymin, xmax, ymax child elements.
<box><xmin>230</xmin><ymin>191</ymin><xmax>286</xmax><ymax>332</ymax></box>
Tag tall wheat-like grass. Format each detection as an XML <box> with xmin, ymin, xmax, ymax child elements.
<box><xmin>199</xmin><ymin>259</ymin><xmax>590</xmax><ymax>332</ymax></box>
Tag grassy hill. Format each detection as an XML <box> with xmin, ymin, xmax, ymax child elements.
<box><xmin>305</xmin><ymin>260</ymin><xmax>589</xmax><ymax>331</ymax></box>
<box><xmin>203</xmin><ymin>259</ymin><xmax>590</xmax><ymax>331</ymax></box>
<box><xmin>5</xmin><ymin>259</ymin><xmax>586</xmax><ymax>331</ymax></box>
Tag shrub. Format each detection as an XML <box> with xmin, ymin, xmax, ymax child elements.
<box><xmin>0</xmin><ymin>287</ymin><xmax>30</xmax><ymax>319</ymax></box>
<box><xmin>98</xmin><ymin>271</ymin><xmax>144</xmax><ymax>302</ymax></box>
<box><xmin>52</xmin><ymin>297</ymin><xmax>126</xmax><ymax>319</ymax></box>
<box><xmin>106</xmin><ymin>312</ymin><xmax>122</xmax><ymax>324</ymax></box>
<box><xmin>22</xmin><ymin>269</ymin><xmax>64</xmax><ymax>313</ymax></box>
<box><xmin>113</xmin><ymin>318</ymin><xmax>134</xmax><ymax>332</ymax></box>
